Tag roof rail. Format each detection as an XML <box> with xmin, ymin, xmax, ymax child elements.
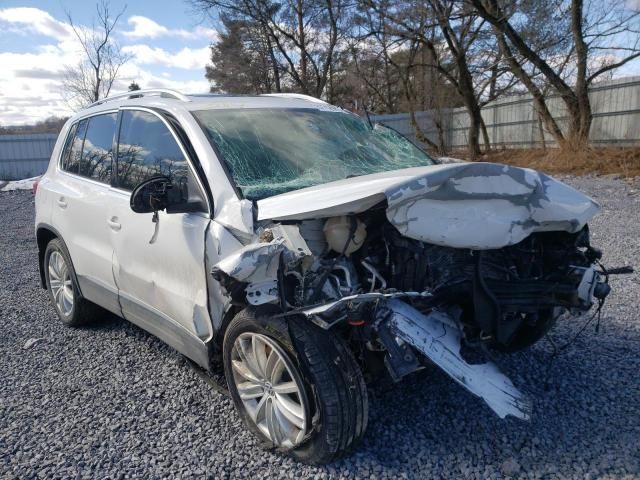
<box><xmin>260</xmin><ymin>93</ymin><xmax>327</xmax><ymax>104</ymax></box>
<box><xmin>88</xmin><ymin>89</ymin><xmax>191</xmax><ymax>108</ymax></box>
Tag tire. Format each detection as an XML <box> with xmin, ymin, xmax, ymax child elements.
<box><xmin>223</xmin><ymin>307</ymin><xmax>368</xmax><ymax>464</ymax></box>
<box><xmin>44</xmin><ymin>238</ymin><xmax>105</xmax><ymax>327</ymax></box>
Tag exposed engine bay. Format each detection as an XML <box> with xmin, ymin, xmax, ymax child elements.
<box><xmin>213</xmin><ymin>211</ymin><xmax>610</xmax><ymax>420</ymax></box>
<box><xmin>211</xmin><ymin>164</ymin><xmax>612</xmax><ymax>421</ymax></box>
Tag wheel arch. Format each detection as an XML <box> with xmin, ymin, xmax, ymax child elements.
<box><xmin>212</xmin><ymin>304</ymin><xmax>244</xmax><ymax>352</ymax></box>
<box><xmin>36</xmin><ymin>224</ymin><xmax>83</xmax><ymax>298</ymax></box>
<box><xmin>36</xmin><ymin>224</ymin><xmax>58</xmax><ymax>288</ymax></box>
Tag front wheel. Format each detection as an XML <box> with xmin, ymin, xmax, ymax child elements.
<box><xmin>223</xmin><ymin>308</ymin><xmax>368</xmax><ymax>464</ymax></box>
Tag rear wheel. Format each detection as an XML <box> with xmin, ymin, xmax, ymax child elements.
<box><xmin>44</xmin><ymin>238</ymin><xmax>105</xmax><ymax>326</ymax></box>
<box><xmin>223</xmin><ymin>308</ymin><xmax>368</xmax><ymax>464</ymax></box>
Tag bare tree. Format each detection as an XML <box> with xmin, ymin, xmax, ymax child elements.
<box><xmin>360</xmin><ymin>0</ymin><xmax>515</xmax><ymax>158</ymax></box>
<box><xmin>349</xmin><ymin>11</ymin><xmax>403</xmax><ymax>114</ymax></box>
<box><xmin>62</xmin><ymin>1</ymin><xmax>131</xmax><ymax>109</ymax></box>
<box><xmin>206</xmin><ymin>15</ymin><xmax>280</xmax><ymax>93</ymax></box>
<box><xmin>470</xmin><ymin>0</ymin><xmax>640</xmax><ymax>149</ymax></box>
<box><xmin>191</xmin><ymin>0</ymin><xmax>355</xmax><ymax>97</ymax></box>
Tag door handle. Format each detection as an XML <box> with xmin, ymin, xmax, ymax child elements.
<box><xmin>107</xmin><ymin>217</ymin><xmax>121</xmax><ymax>231</ymax></box>
<box><xmin>57</xmin><ymin>197</ymin><xmax>67</xmax><ymax>209</ymax></box>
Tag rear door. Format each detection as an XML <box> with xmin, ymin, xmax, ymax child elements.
<box><xmin>108</xmin><ymin>108</ymin><xmax>212</xmax><ymax>360</ymax></box>
<box><xmin>50</xmin><ymin>112</ymin><xmax>120</xmax><ymax>314</ymax></box>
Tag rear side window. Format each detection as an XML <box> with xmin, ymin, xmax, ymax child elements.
<box><xmin>79</xmin><ymin>113</ymin><xmax>116</xmax><ymax>183</ymax></box>
<box><xmin>59</xmin><ymin>123</ymin><xmax>78</xmax><ymax>169</ymax></box>
<box><xmin>63</xmin><ymin>119</ymin><xmax>87</xmax><ymax>174</ymax></box>
<box><xmin>116</xmin><ymin>110</ymin><xmax>193</xmax><ymax>192</ymax></box>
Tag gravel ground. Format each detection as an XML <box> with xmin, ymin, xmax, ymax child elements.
<box><xmin>1</xmin><ymin>176</ymin><xmax>639</xmax><ymax>479</ymax></box>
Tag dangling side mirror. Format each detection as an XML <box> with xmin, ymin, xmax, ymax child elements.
<box><xmin>130</xmin><ymin>175</ymin><xmax>206</xmax><ymax>218</ymax></box>
<box><xmin>130</xmin><ymin>175</ymin><xmax>177</xmax><ymax>214</ymax></box>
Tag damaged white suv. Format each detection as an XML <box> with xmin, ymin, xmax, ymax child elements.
<box><xmin>35</xmin><ymin>89</ymin><xmax>611</xmax><ymax>463</ymax></box>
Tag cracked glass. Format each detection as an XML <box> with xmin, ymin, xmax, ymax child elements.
<box><xmin>194</xmin><ymin>108</ymin><xmax>435</xmax><ymax>200</ymax></box>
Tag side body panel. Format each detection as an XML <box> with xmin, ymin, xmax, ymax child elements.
<box><xmin>108</xmin><ymin>190</ymin><xmax>212</xmax><ymax>367</ymax></box>
<box><xmin>49</xmin><ymin>172</ymin><xmax>121</xmax><ymax>314</ymax></box>
<box><xmin>34</xmin><ymin>120</ymin><xmax>74</xmax><ymax>235</ymax></box>
<box><xmin>108</xmin><ymin>107</ymin><xmax>215</xmax><ymax>368</ymax></box>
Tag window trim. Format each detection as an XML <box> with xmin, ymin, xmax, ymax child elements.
<box><xmin>114</xmin><ymin>106</ymin><xmax>212</xmax><ymax>217</ymax></box>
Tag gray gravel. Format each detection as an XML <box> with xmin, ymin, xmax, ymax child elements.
<box><xmin>1</xmin><ymin>176</ymin><xmax>639</xmax><ymax>479</ymax></box>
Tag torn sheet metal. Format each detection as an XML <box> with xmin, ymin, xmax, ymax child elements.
<box><xmin>246</xmin><ymin>279</ymin><xmax>279</xmax><ymax>305</ymax></box>
<box><xmin>212</xmin><ymin>225</ymin><xmax>311</xmax><ymax>281</ymax></box>
<box><xmin>212</xmin><ymin>241</ymin><xmax>285</xmax><ymax>283</ymax></box>
<box><xmin>212</xmin><ymin>197</ymin><xmax>255</xmax><ymax>243</ymax></box>
<box><xmin>257</xmin><ymin>162</ymin><xmax>600</xmax><ymax>250</ymax></box>
<box><xmin>205</xmin><ymin>220</ymin><xmax>245</xmax><ymax>333</ymax></box>
<box><xmin>385</xmin><ymin>163</ymin><xmax>600</xmax><ymax>249</ymax></box>
<box><xmin>211</xmin><ymin>224</ymin><xmax>311</xmax><ymax>306</ymax></box>
<box><xmin>383</xmin><ymin>299</ymin><xmax>532</xmax><ymax>420</ymax></box>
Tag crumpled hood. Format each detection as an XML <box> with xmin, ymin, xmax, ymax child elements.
<box><xmin>256</xmin><ymin>162</ymin><xmax>600</xmax><ymax>249</ymax></box>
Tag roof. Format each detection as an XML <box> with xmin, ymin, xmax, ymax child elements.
<box><xmin>74</xmin><ymin>89</ymin><xmax>340</xmax><ymax>120</ymax></box>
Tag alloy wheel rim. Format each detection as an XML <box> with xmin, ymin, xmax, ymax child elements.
<box><xmin>48</xmin><ymin>251</ymin><xmax>74</xmax><ymax>316</ymax></box>
<box><xmin>231</xmin><ymin>332</ymin><xmax>308</xmax><ymax>448</ymax></box>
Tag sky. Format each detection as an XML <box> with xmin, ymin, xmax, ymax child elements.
<box><xmin>1</xmin><ymin>1</ymin><xmax>639</xmax><ymax>126</ymax></box>
<box><xmin>0</xmin><ymin>0</ymin><xmax>219</xmax><ymax>125</ymax></box>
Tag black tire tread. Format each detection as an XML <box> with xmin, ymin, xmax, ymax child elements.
<box><xmin>223</xmin><ymin>308</ymin><xmax>368</xmax><ymax>465</ymax></box>
<box><xmin>290</xmin><ymin>318</ymin><xmax>368</xmax><ymax>458</ymax></box>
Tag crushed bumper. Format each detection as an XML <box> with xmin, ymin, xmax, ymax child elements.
<box><xmin>382</xmin><ymin>299</ymin><xmax>532</xmax><ymax>420</ymax></box>
<box><xmin>294</xmin><ymin>294</ymin><xmax>532</xmax><ymax>420</ymax></box>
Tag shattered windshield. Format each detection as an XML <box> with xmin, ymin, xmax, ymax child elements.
<box><xmin>193</xmin><ymin>108</ymin><xmax>435</xmax><ymax>200</ymax></box>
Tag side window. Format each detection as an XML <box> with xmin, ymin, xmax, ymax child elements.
<box><xmin>80</xmin><ymin>113</ymin><xmax>116</xmax><ymax>183</ymax></box>
<box><xmin>59</xmin><ymin>123</ymin><xmax>78</xmax><ymax>169</ymax></box>
<box><xmin>116</xmin><ymin>111</ymin><xmax>200</xmax><ymax>200</ymax></box>
<box><xmin>63</xmin><ymin>119</ymin><xmax>87</xmax><ymax>174</ymax></box>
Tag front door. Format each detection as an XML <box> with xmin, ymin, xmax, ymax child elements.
<box><xmin>108</xmin><ymin>108</ymin><xmax>212</xmax><ymax>365</ymax></box>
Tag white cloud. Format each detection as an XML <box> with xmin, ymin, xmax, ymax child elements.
<box><xmin>0</xmin><ymin>49</ymin><xmax>77</xmax><ymax>124</ymax></box>
<box><xmin>0</xmin><ymin>8</ymin><xmax>72</xmax><ymax>38</ymax></box>
<box><xmin>116</xmin><ymin>67</ymin><xmax>209</xmax><ymax>93</ymax></box>
<box><xmin>122</xmin><ymin>15</ymin><xmax>218</xmax><ymax>41</ymax></box>
<box><xmin>0</xmin><ymin>8</ymin><xmax>213</xmax><ymax>125</ymax></box>
<box><xmin>122</xmin><ymin>15</ymin><xmax>169</xmax><ymax>38</ymax></box>
<box><xmin>122</xmin><ymin>44</ymin><xmax>211</xmax><ymax>70</ymax></box>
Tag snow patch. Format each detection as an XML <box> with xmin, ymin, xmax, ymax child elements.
<box><xmin>0</xmin><ymin>176</ymin><xmax>39</xmax><ymax>192</ymax></box>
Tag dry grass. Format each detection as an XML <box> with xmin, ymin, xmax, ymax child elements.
<box><xmin>451</xmin><ymin>146</ymin><xmax>640</xmax><ymax>177</ymax></box>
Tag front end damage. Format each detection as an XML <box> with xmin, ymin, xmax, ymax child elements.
<box><xmin>212</xmin><ymin>163</ymin><xmax>611</xmax><ymax>420</ymax></box>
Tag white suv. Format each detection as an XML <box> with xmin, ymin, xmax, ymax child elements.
<box><xmin>35</xmin><ymin>89</ymin><xmax>609</xmax><ymax>463</ymax></box>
